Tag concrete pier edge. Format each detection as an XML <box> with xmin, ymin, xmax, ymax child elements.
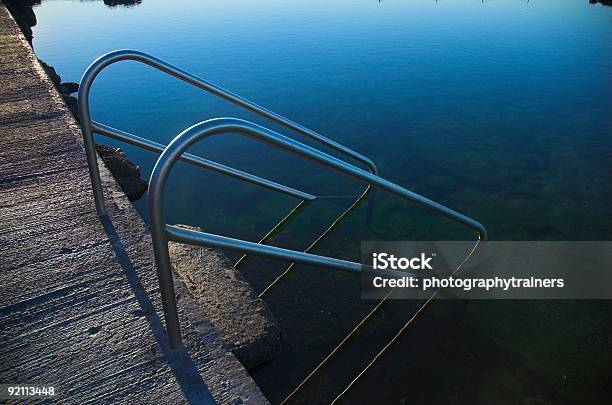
<box><xmin>0</xmin><ymin>2</ymin><xmax>273</xmax><ymax>402</ymax></box>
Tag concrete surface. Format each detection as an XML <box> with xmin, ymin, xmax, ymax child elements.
<box><xmin>0</xmin><ymin>3</ymin><xmax>270</xmax><ymax>403</ymax></box>
<box><xmin>169</xmin><ymin>227</ymin><xmax>283</xmax><ymax>371</ymax></box>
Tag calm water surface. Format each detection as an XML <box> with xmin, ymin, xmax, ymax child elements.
<box><xmin>32</xmin><ymin>0</ymin><xmax>611</xmax><ymax>403</ymax></box>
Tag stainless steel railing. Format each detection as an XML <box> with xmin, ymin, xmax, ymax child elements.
<box><xmin>149</xmin><ymin>118</ymin><xmax>486</xmax><ymax>349</ymax></box>
<box><xmin>78</xmin><ymin>50</ymin><xmax>377</xmax><ymax>292</ymax></box>
<box><xmin>78</xmin><ymin>51</ymin><xmax>487</xmax><ymax>350</ymax></box>
<box><xmin>91</xmin><ymin>121</ymin><xmax>314</xmax><ymax>200</ymax></box>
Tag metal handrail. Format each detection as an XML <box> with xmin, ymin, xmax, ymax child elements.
<box><xmin>91</xmin><ymin>121</ymin><xmax>315</xmax><ymax>201</ymax></box>
<box><xmin>78</xmin><ymin>50</ymin><xmax>377</xmax><ymax>287</ymax></box>
<box><xmin>149</xmin><ymin>117</ymin><xmax>487</xmax><ymax>349</ymax></box>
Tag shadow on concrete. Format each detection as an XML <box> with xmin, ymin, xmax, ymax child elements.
<box><xmin>101</xmin><ymin>216</ymin><xmax>214</xmax><ymax>404</ymax></box>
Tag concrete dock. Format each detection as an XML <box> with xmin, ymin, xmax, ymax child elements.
<box><xmin>0</xmin><ymin>2</ymin><xmax>271</xmax><ymax>402</ymax></box>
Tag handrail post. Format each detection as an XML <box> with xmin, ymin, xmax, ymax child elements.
<box><xmin>148</xmin><ymin>169</ymin><xmax>183</xmax><ymax>350</ymax></box>
<box><xmin>78</xmin><ymin>70</ymin><xmax>106</xmax><ymax>217</ymax></box>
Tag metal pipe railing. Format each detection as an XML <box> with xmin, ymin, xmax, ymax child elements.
<box><xmin>79</xmin><ymin>50</ymin><xmax>377</xmax><ymax>291</ymax></box>
<box><xmin>78</xmin><ymin>50</ymin><xmax>378</xmax><ymax>217</ymax></box>
<box><xmin>149</xmin><ymin>117</ymin><xmax>487</xmax><ymax>349</ymax></box>
<box><xmin>91</xmin><ymin>121</ymin><xmax>315</xmax><ymax>201</ymax></box>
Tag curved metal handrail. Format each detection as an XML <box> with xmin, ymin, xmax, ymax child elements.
<box><xmin>78</xmin><ymin>50</ymin><xmax>377</xmax><ymax>289</ymax></box>
<box><xmin>149</xmin><ymin>117</ymin><xmax>487</xmax><ymax>349</ymax></box>
<box><xmin>78</xmin><ymin>50</ymin><xmax>377</xmax><ymax>212</ymax></box>
<box><xmin>91</xmin><ymin>121</ymin><xmax>315</xmax><ymax>200</ymax></box>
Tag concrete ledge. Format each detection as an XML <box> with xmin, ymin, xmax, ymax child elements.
<box><xmin>170</xmin><ymin>227</ymin><xmax>283</xmax><ymax>370</ymax></box>
<box><xmin>0</xmin><ymin>3</ymin><xmax>269</xmax><ymax>402</ymax></box>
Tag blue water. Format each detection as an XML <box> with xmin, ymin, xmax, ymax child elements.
<box><xmin>32</xmin><ymin>0</ymin><xmax>612</xmax><ymax>403</ymax></box>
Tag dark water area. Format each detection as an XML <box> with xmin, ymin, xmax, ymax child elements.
<box><xmin>32</xmin><ymin>0</ymin><xmax>611</xmax><ymax>403</ymax></box>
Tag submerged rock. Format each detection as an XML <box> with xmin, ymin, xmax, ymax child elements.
<box><xmin>95</xmin><ymin>145</ymin><xmax>148</xmax><ymax>201</ymax></box>
<box><xmin>59</xmin><ymin>82</ymin><xmax>79</xmax><ymax>95</ymax></box>
<box><xmin>39</xmin><ymin>60</ymin><xmax>79</xmax><ymax>95</ymax></box>
<box><xmin>39</xmin><ymin>59</ymin><xmax>62</xmax><ymax>87</ymax></box>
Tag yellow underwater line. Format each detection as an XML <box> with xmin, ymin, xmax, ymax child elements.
<box><xmin>234</xmin><ymin>200</ymin><xmax>311</xmax><ymax>271</ymax></box>
<box><xmin>280</xmin><ymin>238</ymin><xmax>481</xmax><ymax>404</ymax></box>
<box><xmin>257</xmin><ymin>185</ymin><xmax>373</xmax><ymax>298</ymax></box>
<box><xmin>280</xmin><ymin>287</ymin><xmax>394</xmax><ymax>404</ymax></box>
<box><xmin>330</xmin><ymin>239</ymin><xmax>482</xmax><ymax>404</ymax></box>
